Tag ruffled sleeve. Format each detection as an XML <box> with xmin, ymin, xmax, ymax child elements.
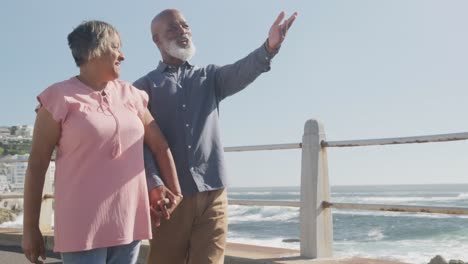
<box><xmin>36</xmin><ymin>85</ymin><xmax>68</xmax><ymax>123</ymax></box>
<box><xmin>130</xmin><ymin>85</ymin><xmax>149</xmax><ymax>120</ymax></box>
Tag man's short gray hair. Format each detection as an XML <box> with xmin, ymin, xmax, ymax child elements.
<box><xmin>67</xmin><ymin>20</ymin><xmax>120</xmax><ymax>66</ymax></box>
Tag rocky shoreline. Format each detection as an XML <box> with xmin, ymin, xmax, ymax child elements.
<box><xmin>428</xmin><ymin>255</ymin><xmax>466</xmax><ymax>264</ymax></box>
<box><xmin>0</xmin><ymin>208</ymin><xmax>16</xmax><ymax>224</ymax></box>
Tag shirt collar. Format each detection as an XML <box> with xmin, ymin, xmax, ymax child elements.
<box><xmin>156</xmin><ymin>60</ymin><xmax>194</xmax><ymax>73</ymax></box>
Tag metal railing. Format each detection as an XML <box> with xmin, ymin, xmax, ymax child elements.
<box><xmin>224</xmin><ymin>120</ymin><xmax>468</xmax><ymax>259</ymax></box>
<box><xmin>1</xmin><ymin>119</ymin><xmax>468</xmax><ymax>259</ymax></box>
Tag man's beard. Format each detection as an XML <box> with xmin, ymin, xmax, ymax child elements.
<box><xmin>161</xmin><ymin>38</ymin><xmax>196</xmax><ymax>62</ymax></box>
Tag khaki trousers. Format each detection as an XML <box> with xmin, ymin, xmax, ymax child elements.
<box><xmin>146</xmin><ymin>188</ymin><xmax>228</xmax><ymax>264</ymax></box>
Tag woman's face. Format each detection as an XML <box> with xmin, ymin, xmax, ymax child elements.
<box><xmin>93</xmin><ymin>34</ymin><xmax>125</xmax><ymax>81</ymax></box>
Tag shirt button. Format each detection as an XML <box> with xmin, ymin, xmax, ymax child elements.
<box><xmin>185</xmin><ymin>123</ymin><xmax>189</xmax><ymax>127</ymax></box>
<box><xmin>190</xmin><ymin>167</ymin><xmax>194</xmax><ymax>172</ymax></box>
<box><xmin>188</xmin><ymin>145</ymin><xmax>192</xmax><ymax>149</ymax></box>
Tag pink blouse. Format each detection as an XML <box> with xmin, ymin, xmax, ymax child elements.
<box><xmin>37</xmin><ymin>77</ymin><xmax>152</xmax><ymax>252</ymax></box>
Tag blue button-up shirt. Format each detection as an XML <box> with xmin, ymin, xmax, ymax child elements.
<box><xmin>134</xmin><ymin>43</ymin><xmax>275</xmax><ymax>196</ymax></box>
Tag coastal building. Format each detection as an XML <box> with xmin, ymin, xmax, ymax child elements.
<box><xmin>0</xmin><ymin>127</ymin><xmax>10</xmax><ymax>139</ymax></box>
<box><xmin>0</xmin><ymin>174</ymin><xmax>8</xmax><ymax>192</ymax></box>
<box><xmin>9</xmin><ymin>125</ymin><xmax>33</xmax><ymax>138</ymax></box>
<box><xmin>0</xmin><ymin>153</ymin><xmax>56</xmax><ymax>193</ymax></box>
<box><xmin>7</xmin><ymin>156</ymin><xmax>28</xmax><ymax>192</ymax></box>
<box><xmin>0</xmin><ymin>154</ymin><xmax>54</xmax><ymax>192</ymax></box>
<box><xmin>1</xmin><ymin>158</ymin><xmax>55</xmax><ymax>193</ymax></box>
<box><xmin>0</xmin><ymin>163</ymin><xmax>7</xmax><ymax>176</ymax></box>
<box><xmin>46</xmin><ymin>161</ymin><xmax>55</xmax><ymax>191</ymax></box>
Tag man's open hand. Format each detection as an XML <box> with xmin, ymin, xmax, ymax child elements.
<box><xmin>267</xmin><ymin>11</ymin><xmax>298</xmax><ymax>53</ymax></box>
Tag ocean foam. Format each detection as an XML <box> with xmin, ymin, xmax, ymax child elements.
<box><xmin>228</xmin><ymin>205</ymin><xmax>299</xmax><ymax>224</ymax></box>
<box><xmin>366</xmin><ymin>228</ymin><xmax>385</xmax><ymax>241</ymax></box>
<box><xmin>0</xmin><ymin>213</ymin><xmax>23</xmax><ymax>228</ymax></box>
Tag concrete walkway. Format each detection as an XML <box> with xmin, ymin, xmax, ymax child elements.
<box><xmin>0</xmin><ymin>228</ymin><xmax>410</xmax><ymax>264</ymax></box>
<box><xmin>0</xmin><ymin>245</ymin><xmax>62</xmax><ymax>264</ymax></box>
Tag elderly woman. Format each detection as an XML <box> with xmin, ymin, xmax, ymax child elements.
<box><xmin>21</xmin><ymin>21</ymin><xmax>182</xmax><ymax>264</ymax></box>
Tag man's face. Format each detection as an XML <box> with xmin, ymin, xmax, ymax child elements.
<box><xmin>159</xmin><ymin>11</ymin><xmax>192</xmax><ymax>50</ymax></box>
<box><xmin>156</xmin><ymin>11</ymin><xmax>196</xmax><ymax>62</ymax></box>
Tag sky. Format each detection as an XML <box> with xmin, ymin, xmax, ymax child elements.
<box><xmin>1</xmin><ymin>1</ymin><xmax>468</xmax><ymax>187</ymax></box>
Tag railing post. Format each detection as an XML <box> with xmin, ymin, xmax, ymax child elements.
<box><xmin>39</xmin><ymin>164</ymin><xmax>53</xmax><ymax>232</ymax></box>
<box><xmin>300</xmin><ymin>119</ymin><xmax>333</xmax><ymax>258</ymax></box>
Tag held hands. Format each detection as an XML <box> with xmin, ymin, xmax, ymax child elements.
<box><xmin>267</xmin><ymin>11</ymin><xmax>298</xmax><ymax>54</ymax></box>
<box><xmin>22</xmin><ymin>226</ymin><xmax>46</xmax><ymax>264</ymax></box>
<box><xmin>149</xmin><ymin>185</ymin><xmax>183</xmax><ymax>227</ymax></box>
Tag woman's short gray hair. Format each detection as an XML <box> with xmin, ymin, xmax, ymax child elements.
<box><xmin>67</xmin><ymin>20</ymin><xmax>121</xmax><ymax>66</ymax></box>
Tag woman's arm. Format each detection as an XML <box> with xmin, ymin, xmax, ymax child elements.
<box><xmin>22</xmin><ymin>107</ymin><xmax>60</xmax><ymax>263</ymax></box>
<box><xmin>142</xmin><ymin>109</ymin><xmax>182</xmax><ymax>212</ymax></box>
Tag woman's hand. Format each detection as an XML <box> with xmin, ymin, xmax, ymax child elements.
<box><xmin>22</xmin><ymin>226</ymin><xmax>46</xmax><ymax>264</ymax></box>
<box><xmin>149</xmin><ymin>186</ymin><xmax>183</xmax><ymax>227</ymax></box>
<box><xmin>22</xmin><ymin>107</ymin><xmax>59</xmax><ymax>263</ymax></box>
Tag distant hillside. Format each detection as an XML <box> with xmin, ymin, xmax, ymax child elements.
<box><xmin>0</xmin><ymin>140</ymin><xmax>32</xmax><ymax>156</ymax></box>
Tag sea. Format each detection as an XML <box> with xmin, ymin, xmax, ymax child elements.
<box><xmin>227</xmin><ymin>184</ymin><xmax>468</xmax><ymax>264</ymax></box>
<box><xmin>2</xmin><ymin>184</ymin><xmax>467</xmax><ymax>263</ymax></box>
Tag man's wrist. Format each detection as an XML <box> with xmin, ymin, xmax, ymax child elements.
<box><xmin>149</xmin><ymin>185</ymin><xmax>164</xmax><ymax>191</ymax></box>
<box><xmin>265</xmin><ymin>38</ymin><xmax>279</xmax><ymax>55</ymax></box>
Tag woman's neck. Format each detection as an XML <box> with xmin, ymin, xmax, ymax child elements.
<box><xmin>77</xmin><ymin>67</ymin><xmax>108</xmax><ymax>91</ymax></box>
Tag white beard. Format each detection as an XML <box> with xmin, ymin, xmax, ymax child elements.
<box><xmin>161</xmin><ymin>38</ymin><xmax>196</xmax><ymax>62</ymax></box>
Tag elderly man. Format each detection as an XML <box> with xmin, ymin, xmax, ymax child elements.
<box><xmin>134</xmin><ymin>9</ymin><xmax>297</xmax><ymax>264</ymax></box>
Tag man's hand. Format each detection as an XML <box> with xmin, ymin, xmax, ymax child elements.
<box><xmin>148</xmin><ymin>186</ymin><xmax>183</xmax><ymax>227</ymax></box>
<box><xmin>163</xmin><ymin>187</ymin><xmax>183</xmax><ymax>214</ymax></box>
<box><xmin>267</xmin><ymin>11</ymin><xmax>298</xmax><ymax>53</ymax></box>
